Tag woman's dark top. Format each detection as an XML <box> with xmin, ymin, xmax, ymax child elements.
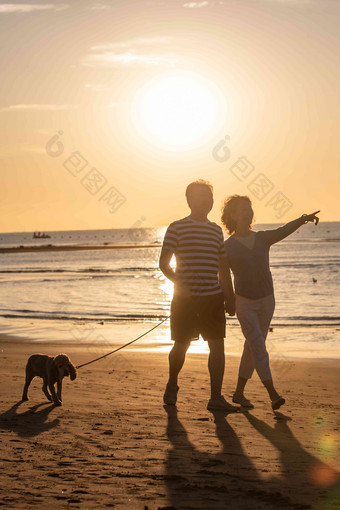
<box><xmin>224</xmin><ymin>217</ymin><xmax>304</xmax><ymax>299</ymax></box>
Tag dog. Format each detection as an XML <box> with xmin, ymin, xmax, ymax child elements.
<box><xmin>22</xmin><ymin>353</ymin><xmax>77</xmax><ymax>406</ymax></box>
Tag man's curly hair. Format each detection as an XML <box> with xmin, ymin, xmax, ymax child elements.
<box><xmin>221</xmin><ymin>194</ymin><xmax>254</xmax><ymax>235</ymax></box>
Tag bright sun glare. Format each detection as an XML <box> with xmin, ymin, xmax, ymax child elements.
<box><xmin>130</xmin><ymin>70</ymin><xmax>226</xmax><ymax>149</ymax></box>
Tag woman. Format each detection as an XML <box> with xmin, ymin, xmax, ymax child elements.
<box><xmin>221</xmin><ymin>195</ymin><xmax>319</xmax><ymax>410</ymax></box>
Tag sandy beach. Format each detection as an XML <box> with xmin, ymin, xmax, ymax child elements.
<box><xmin>1</xmin><ymin>0</ymin><xmax>339</xmax><ymax>505</ymax></box>
<box><xmin>1</xmin><ymin>336</ymin><xmax>339</xmax><ymax>509</ymax></box>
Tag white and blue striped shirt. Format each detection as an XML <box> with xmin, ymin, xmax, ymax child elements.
<box><xmin>161</xmin><ymin>216</ymin><xmax>227</xmax><ymax>296</ymax></box>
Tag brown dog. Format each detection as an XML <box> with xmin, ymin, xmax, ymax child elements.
<box><xmin>22</xmin><ymin>353</ymin><xmax>77</xmax><ymax>406</ymax></box>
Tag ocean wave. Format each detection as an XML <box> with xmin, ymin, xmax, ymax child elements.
<box><xmin>281</xmin><ymin>239</ymin><xmax>340</xmax><ymax>243</ymax></box>
<box><xmin>1</xmin><ymin>312</ymin><xmax>166</xmax><ymax>321</ymax></box>
<box><xmin>0</xmin><ymin>267</ymin><xmax>157</xmax><ymax>274</ymax></box>
<box><xmin>270</xmin><ymin>261</ymin><xmax>339</xmax><ymax>268</ymax></box>
<box><xmin>1</xmin><ymin>262</ymin><xmax>339</xmax><ymax>274</ymax></box>
<box><xmin>1</xmin><ymin>311</ymin><xmax>340</xmax><ymax>326</ymax></box>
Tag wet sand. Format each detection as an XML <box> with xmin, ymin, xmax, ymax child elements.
<box><xmin>0</xmin><ymin>338</ymin><xmax>339</xmax><ymax>509</ymax></box>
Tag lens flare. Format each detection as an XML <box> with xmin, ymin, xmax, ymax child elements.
<box><xmin>309</xmin><ymin>462</ymin><xmax>339</xmax><ymax>487</ymax></box>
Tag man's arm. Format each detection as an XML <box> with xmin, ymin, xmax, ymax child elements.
<box><xmin>159</xmin><ymin>222</ymin><xmax>178</xmax><ymax>283</ymax></box>
<box><xmin>159</xmin><ymin>248</ymin><xmax>191</xmax><ymax>297</ymax></box>
<box><xmin>159</xmin><ymin>248</ymin><xmax>177</xmax><ymax>283</ymax></box>
<box><xmin>159</xmin><ymin>222</ymin><xmax>190</xmax><ymax>297</ymax></box>
<box><xmin>218</xmin><ymin>256</ymin><xmax>235</xmax><ymax>316</ymax></box>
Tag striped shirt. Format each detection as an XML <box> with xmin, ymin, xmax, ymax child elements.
<box><xmin>161</xmin><ymin>216</ymin><xmax>228</xmax><ymax>296</ymax></box>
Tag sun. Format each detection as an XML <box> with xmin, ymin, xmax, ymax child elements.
<box><xmin>130</xmin><ymin>70</ymin><xmax>227</xmax><ymax>150</ymax></box>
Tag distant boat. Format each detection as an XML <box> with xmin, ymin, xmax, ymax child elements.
<box><xmin>33</xmin><ymin>232</ymin><xmax>51</xmax><ymax>239</ymax></box>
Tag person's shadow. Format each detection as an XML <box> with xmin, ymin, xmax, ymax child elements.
<box><xmin>0</xmin><ymin>400</ymin><xmax>59</xmax><ymax>438</ymax></box>
<box><xmin>164</xmin><ymin>405</ymin><xmax>295</xmax><ymax>509</ymax></box>
<box><xmin>244</xmin><ymin>411</ymin><xmax>340</xmax><ymax>508</ymax></box>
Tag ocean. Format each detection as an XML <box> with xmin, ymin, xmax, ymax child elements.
<box><xmin>0</xmin><ymin>221</ymin><xmax>339</xmax><ymax>357</ymax></box>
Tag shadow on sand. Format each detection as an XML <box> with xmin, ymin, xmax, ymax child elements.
<box><xmin>244</xmin><ymin>411</ymin><xmax>340</xmax><ymax>508</ymax></box>
<box><xmin>164</xmin><ymin>405</ymin><xmax>340</xmax><ymax>509</ymax></box>
<box><xmin>0</xmin><ymin>400</ymin><xmax>59</xmax><ymax>438</ymax></box>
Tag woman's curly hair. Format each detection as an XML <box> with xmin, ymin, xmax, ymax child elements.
<box><xmin>221</xmin><ymin>194</ymin><xmax>254</xmax><ymax>235</ymax></box>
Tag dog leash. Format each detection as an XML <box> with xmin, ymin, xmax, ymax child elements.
<box><xmin>76</xmin><ymin>316</ymin><xmax>169</xmax><ymax>369</ymax></box>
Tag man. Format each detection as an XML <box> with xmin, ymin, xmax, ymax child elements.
<box><xmin>159</xmin><ymin>179</ymin><xmax>239</xmax><ymax>411</ymax></box>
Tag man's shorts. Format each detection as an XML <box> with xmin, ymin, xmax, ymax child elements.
<box><xmin>170</xmin><ymin>291</ymin><xmax>226</xmax><ymax>343</ymax></box>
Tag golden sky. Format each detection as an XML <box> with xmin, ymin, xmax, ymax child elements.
<box><xmin>1</xmin><ymin>0</ymin><xmax>339</xmax><ymax>233</ymax></box>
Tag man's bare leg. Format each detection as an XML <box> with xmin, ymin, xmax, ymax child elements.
<box><xmin>164</xmin><ymin>341</ymin><xmax>191</xmax><ymax>405</ymax></box>
<box><xmin>207</xmin><ymin>338</ymin><xmax>225</xmax><ymax>400</ymax></box>
<box><xmin>167</xmin><ymin>340</ymin><xmax>191</xmax><ymax>387</ymax></box>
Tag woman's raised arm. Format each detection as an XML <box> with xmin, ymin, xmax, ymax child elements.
<box><xmin>262</xmin><ymin>210</ymin><xmax>320</xmax><ymax>246</ymax></box>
